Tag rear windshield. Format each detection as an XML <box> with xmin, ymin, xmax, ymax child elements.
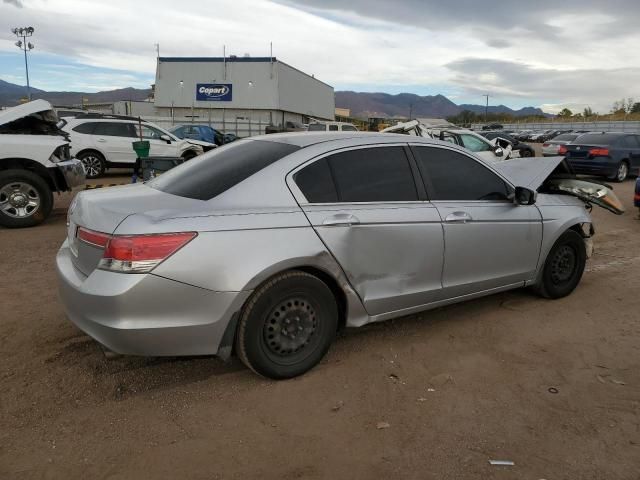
<box><xmin>574</xmin><ymin>133</ymin><xmax>622</xmax><ymax>145</ymax></box>
<box><xmin>307</xmin><ymin>123</ymin><xmax>326</xmax><ymax>131</ymax></box>
<box><xmin>553</xmin><ymin>134</ymin><xmax>578</xmax><ymax>141</ymax></box>
<box><xmin>148</xmin><ymin>139</ymin><xmax>300</xmax><ymax>200</ymax></box>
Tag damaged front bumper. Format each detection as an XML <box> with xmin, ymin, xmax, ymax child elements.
<box><xmin>56</xmin><ymin>158</ymin><xmax>86</xmax><ymax>191</ymax></box>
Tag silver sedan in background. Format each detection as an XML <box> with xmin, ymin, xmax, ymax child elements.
<box><xmin>56</xmin><ymin>133</ymin><xmax>622</xmax><ymax>379</ymax></box>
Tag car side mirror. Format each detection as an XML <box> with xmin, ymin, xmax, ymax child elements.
<box><xmin>514</xmin><ymin>186</ymin><xmax>536</xmax><ymax>205</ymax></box>
<box><xmin>494</xmin><ymin>146</ymin><xmax>504</xmax><ymax>157</ymax></box>
<box><xmin>160</xmin><ymin>134</ymin><xmax>172</xmax><ymax>143</ymax></box>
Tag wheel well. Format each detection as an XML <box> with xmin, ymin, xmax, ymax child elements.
<box><xmin>76</xmin><ymin>149</ymin><xmax>105</xmax><ymax>160</ymax></box>
<box><xmin>296</xmin><ymin>266</ymin><xmax>348</xmax><ymax>330</ymax></box>
<box><xmin>0</xmin><ymin>157</ymin><xmax>57</xmax><ymax>191</ymax></box>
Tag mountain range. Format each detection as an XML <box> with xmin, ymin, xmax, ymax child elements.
<box><xmin>335</xmin><ymin>91</ymin><xmax>546</xmax><ymax>118</ymax></box>
<box><xmin>0</xmin><ymin>79</ymin><xmax>545</xmax><ymax>118</ymax></box>
<box><xmin>0</xmin><ymin>79</ymin><xmax>151</xmax><ymax>108</ymax></box>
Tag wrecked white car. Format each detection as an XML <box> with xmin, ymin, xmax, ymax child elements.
<box><xmin>382</xmin><ymin>120</ymin><xmax>513</xmax><ymax>162</ymax></box>
<box><xmin>0</xmin><ymin>100</ymin><xmax>85</xmax><ymax>228</ymax></box>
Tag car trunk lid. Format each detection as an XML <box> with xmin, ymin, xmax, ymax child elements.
<box><xmin>68</xmin><ymin>183</ymin><xmax>205</xmax><ymax>276</ymax></box>
<box><xmin>564</xmin><ymin>143</ymin><xmax>607</xmax><ymax>159</ymax></box>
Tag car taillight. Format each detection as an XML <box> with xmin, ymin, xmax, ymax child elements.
<box><xmin>558</xmin><ymin>145</ymin><xmax>568</xmax><ymax>155</ymax></box>
<box><xmin>77</xmin><ymin>227</ymin><xmax>110</xmax><ymax>248</ymax></box>
<box><xmin>589</xmin><ymin>148</ymin><xmax>609</xmax><ymax>157</ymax></box>
<box><xmin>542</xmin><ymin>143</ymin><xmax>549</xmax><ymax>147</ymax></box>
<box><xmin>98</xmin><ymin>232</ymin><xmax>197</xmax><ymax>273</ymax></box>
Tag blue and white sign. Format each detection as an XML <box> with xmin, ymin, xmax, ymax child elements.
<box><xmin>196</xmin><ymin>83</ymin><xmax>232</xmax><ymax>101</ymax></box>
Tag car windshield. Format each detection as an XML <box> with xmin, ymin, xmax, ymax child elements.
<box><xmin>149</xmin><ymin>139</ymin><xmax>300</xmax><ymax>200</ymax></box>
<box><xmin>574</xmin><ymin>133</ymin><xmax>621</xmax><ymax>145</ymax></box>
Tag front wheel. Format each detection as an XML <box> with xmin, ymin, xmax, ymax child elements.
<box><xmin>0</xmin><ymin>169</ymin><xmax>53</xmax><ymax>228</ymax></box>
<box><xmin>235</xmin><ymin>271</ymin><xmax>338</xmax><ymax>379</ymax></box>
<box><xmin>536</xmin><ymin>230</ymin><xmax>586</xmax><ymax>299</ymax></box>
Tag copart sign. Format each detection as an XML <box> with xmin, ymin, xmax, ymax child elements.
<box><xmin>196</xmin><ymin>84</ymin><xmax>232</xmax><ymax>101</ymax></box>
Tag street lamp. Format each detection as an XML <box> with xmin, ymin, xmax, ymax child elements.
<box><xmin>12</xmin><ymin>26</ymin><xmax>35</xmax><ymax>101</ymax></box>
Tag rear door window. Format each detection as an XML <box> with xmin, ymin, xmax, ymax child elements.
<box><xmin>92</xmin><ymin>122</ymin><xmax>135</xmax><ymax>137</ymax></box>
<box><xmin>294</xmin><ymin>158</ymin><xmax>338</xmax><ymax>203</ymax></box>
<box><xmin>326</xmin><ymin>146</ymin><xmax>417</xmax><ymax>202</ymax></box>
<box><xmin>328</xmin><ymin>125</ymin><xmax>339</xmax><ymax>131</ymax></box>
<box><xmin>413</xmin><ymin>146</ymin><xmax>511</xmax><ymax>201</ymax></box>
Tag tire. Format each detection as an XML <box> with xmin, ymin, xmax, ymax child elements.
<box><xmin>235</xmin><ymin>271</ymin><xmax>338</xmax><ymax>379</ymax></box>
<box><xmin>608</xmin><ymin>161</ymin><xmax>628</xmax><ymax>183</ymax></box>
<box><xmin>77</xmin><ymin>150</ymin><xmax>106</xmax><ymax>179</ymax></box>
<box><xmin>520</xmin><ymin>148</ymin><xmax>533</xmax><ymax>157</ymax></box>
<box><xmin>0</xmin><ymin>169</ymin><xmax>54</xmax><ymax>228</ymax></box>
<box><xmin>536</xmin><ymin>230</ymin><xmax>586</xmax><ymax>299</ymax></box>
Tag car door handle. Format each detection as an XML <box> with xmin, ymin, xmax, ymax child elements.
<box><xmin>445</xmin><ymin>211</ymin><xmax>472</xmax><ymax>223</ymax></box>
<box><xmin>96</xmin><ymin>138</ymin><xmax>106</xmax><ymax>143</ymax></box>
<box><xmin>322</xmin><ymin>213</ymin><xmax>360</xmax><ymax>226</ymax></box>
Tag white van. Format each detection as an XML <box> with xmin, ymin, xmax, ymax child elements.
<box><xmin>307</xmin><ymin>122</ymin><xmax>358</xmax><ymax>132</ymax></box>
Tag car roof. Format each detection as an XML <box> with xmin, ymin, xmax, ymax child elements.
<box><xmin>248</xmin><ymin>131</ymin><xmax>443</xmax><ymax>148</ymax></box>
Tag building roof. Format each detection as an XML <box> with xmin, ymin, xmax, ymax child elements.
<box><xmin>158</xmin><ymin>56</ymin><xmax>277</xmax><ymax>63</ymax></box>
<box><xmin>156</xmin><ymin>57</ymin><xmax>332</xmax><ymax>89</ymax></box>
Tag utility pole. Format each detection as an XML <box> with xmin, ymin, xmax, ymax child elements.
<box><xmin>483</xmin><ymin>94</ymin><xmax>490</xmax><ymax>124</ymax></box>
<box><xmin>12</xmin><ymin>27</ymin><xmax>35</xmax><ymax>101</ymax></box>
<box><xmin>409</xmin><ymin>102</ymin><xmax>413</xmax><ymax>120</ymax></box>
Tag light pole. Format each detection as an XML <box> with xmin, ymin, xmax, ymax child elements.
<box><xmin>12</xmin><ymin>26</ymin><xmax>35</xmax><ymax>101</ymax></box>
<box><xmin>483</xmin><ymin>94</ymin><xmax>490</xmax><ymax>124</ymax></box>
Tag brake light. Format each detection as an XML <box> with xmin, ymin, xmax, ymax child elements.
<box><xmin>77</xmin><ymin>227</ymin><xmax>110</xmax><ymax>248</ymax></box>
<box><xmin>589</xmin><ymin>148</ymin><xmax>609</xmax><ymax>157</ymax></box>
<box><xmin>98</xmin><ymin>232</ymin><xmax>197</xmax><ymax>273</ymax></box>
<box><xmin>558</xmin><ymin>145</ymin><xmax>568</xmax><ymax>155</ymax></box>
<box><xmin>542</xmin><ymin>143</ymin><xmax>549</xmax><ymax>147</ymax></box>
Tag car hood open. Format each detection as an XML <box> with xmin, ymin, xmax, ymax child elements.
<box><xmin>0</xmin><ymin>99</ymin><xmax>58</xmax><ymax>127</ymax></box>
<box><xmin>493</xmin><ymin>156</ymin><xmax>624</xmax><ymax>215</ymax></box>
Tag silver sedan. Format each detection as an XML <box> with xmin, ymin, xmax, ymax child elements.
<box><xmin>56</xmin><ymin>132</ymin><xmax>620</xmax><ymax>379</ymax></box>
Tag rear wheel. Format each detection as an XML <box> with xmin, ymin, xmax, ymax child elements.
<box><xmin>609</xmin><ymin>161</ymin><xmax>628</xmax><ymax>182</ymax></box>
<box><xmin>536</xmin><ymin>230</ymin><xmax>586</xmax><ymax>299</ymax></box>
<box><xmin>0</xmin><ymin>169</ymin><xmax>53</xmax><ymax>228</ymax></box>
<box><xmin>77</xmin><ymin>151</ymin><xmax>106</xmax><ymax>179</ymax></box>
<box><xmin>236</xmin><ymin>271</ymin><xmax>338</xmax><ymax>379</ymax></box>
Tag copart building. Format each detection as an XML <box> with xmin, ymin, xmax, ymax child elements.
<box><xmin>113</xmin><ymin>56</ymin><xmax>335</xmax><ymax>136</ymax></box>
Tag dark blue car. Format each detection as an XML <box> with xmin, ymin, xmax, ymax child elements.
<box><xmin>170</xmin><ymin>124</ymin><xmax>237</xmax><ymax>146</ymax></box>
<box><xmin>562</xmin><ymin>132</ymin><xmax>640</xmax><ymax>182</ymax></box>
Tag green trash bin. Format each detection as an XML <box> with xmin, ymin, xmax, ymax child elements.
<box><xmin>132</xmin><ymin>140</ymin><xmax>150</xmax><ymax>158</ymax></box>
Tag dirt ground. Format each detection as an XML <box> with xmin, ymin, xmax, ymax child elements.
<box><xmin>1</xmin><ymin>165</ymin><xmax>640</xmax><ymax>479</ymax></box>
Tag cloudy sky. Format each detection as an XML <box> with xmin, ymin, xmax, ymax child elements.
<box><xmin>1</xmin><ymin>0</ymin><xmax>639</xmax><ymax>113</ymax></box>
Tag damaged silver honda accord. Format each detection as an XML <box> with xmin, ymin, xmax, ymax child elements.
<box><xmin>56</xmin><ymin>132</ymin><xmax>623</xmax><ymax>379</ymax></box>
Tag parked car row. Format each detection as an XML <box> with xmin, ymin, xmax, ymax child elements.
<box><xmin>56</xmin><ymin>131</ymin><xmax>624</xmax><ymax>379</ymax></box>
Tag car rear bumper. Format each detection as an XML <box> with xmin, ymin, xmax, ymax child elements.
<box><xmin>566</xmin><ymin>157</ymin><xmax>617</xmax><ymax>177</ymax></box>
<box><xmin>56</xmin><ymin>240</ymin><xmax>250</xmax><ymax>356</ymax></box>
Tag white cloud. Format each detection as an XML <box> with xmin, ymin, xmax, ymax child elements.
<box><xmin>0</xmin><ymin>0</ymin><xmax>639</xmax><ymax>110</ymax></box>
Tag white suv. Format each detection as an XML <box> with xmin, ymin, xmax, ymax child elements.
<box><xmin>61</xmin><ymin>115</ymin><xmax>208</xmax><ymax>178</ymax></box>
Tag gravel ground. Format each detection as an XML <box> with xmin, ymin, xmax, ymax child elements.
<box><xmin>1</xmin><ymin>164</ymin><xmax>639</xmax><ymax>479</ymax></box>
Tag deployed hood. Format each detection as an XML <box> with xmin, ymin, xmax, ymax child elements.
<box><xmin>0</xmin><ymin>99</ymin><xmax>57</xmax><ymax>127</ymax></box>
<box><xmin>493</xmin><ymin>156</ymin><xmax>624</xmax><ymax>215</ymax></box>
<box><xmin>492</xmin><ymin>156</ymin><xmax>564</xmax><ymax>189</ymax></box>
